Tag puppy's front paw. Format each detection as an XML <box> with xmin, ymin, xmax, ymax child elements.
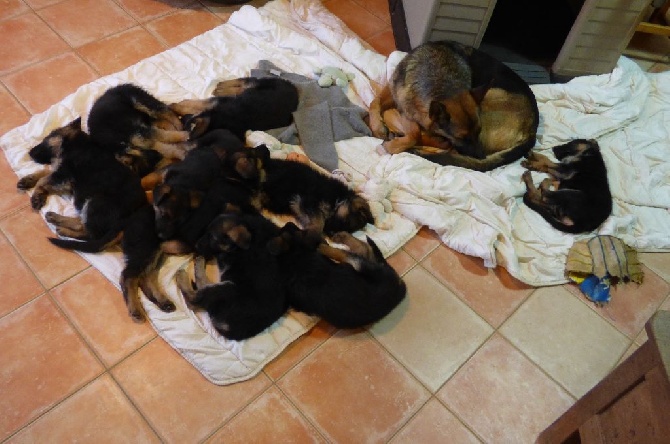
<box><xmin>158</xmin><ymin>300</ymin><xmax>176</xmax><ymax>313</ymax></box>
<box><xmin>30</xmin><ymin>192</ymin><xmax>48</xmax><ymax>210</ymax></box>
<box><xmin>17</xmin><ymin>176</ymin><xmax>38</xmax><ymax>190</ymax></box>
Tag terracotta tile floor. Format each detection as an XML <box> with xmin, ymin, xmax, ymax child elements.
<box><xmin>1</xmin><ymin>0</ymin><xmax>670</xmax><ymax>442</ymax></box>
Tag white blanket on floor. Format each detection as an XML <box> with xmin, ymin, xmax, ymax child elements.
<box><xmin>2</xmin><ymin>0</ymin><xmax>670</xmax><ymax>384</ymax></box>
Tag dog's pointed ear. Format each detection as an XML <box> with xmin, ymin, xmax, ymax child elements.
<box><xmin>228</xmin><ymin>225</ymin><xmax>251</xmax><ymax>250</ymax></box>
<box><xmin>429</xmin><ymin>101</ymin><xmax>450</xmax><ymax>127</ymax></box>
<box><xmin>234</xmin><ymin>155</ymin><xmax>257</xmax><ymax>179</ymax></box>
<box><xmin>469</xmin><ymin>82</ymin><xmax>491</xmax><ymax>105</ymax></box>
<box><xmin>254</xmin><ymin>144</ymin><xmax>271</xmax><ymax>161</ymax></box>
<box><xmin>152</xmin><ymin>184</ymin><xmax>170</xmax><ymax>205</ymax></box>
<box><xmin>70</xmin><ymin>117</ymin><xmax>82</xmax><ymax>130</ymax></box>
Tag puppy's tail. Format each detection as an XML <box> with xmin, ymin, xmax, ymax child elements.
<box><xmin>49</xmin><ymin>231</ymin><xmax>123</xmax><ymax>253</ymax></box>
<box><xmin>412</xmin><ymin>137</ymin><xmax>536</xmax><ymax>172</ymax></box>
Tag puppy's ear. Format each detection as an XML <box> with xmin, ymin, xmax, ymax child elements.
<box><xmin>228</xmin><ymin>225</ymin><xmax>251</xmax><ymax>250</ymax></box>
<box><xmin>254</xmin><ymin>144</ymin><xmax>271</xmax><ymax>161</ymax></box>
<box><xmin>152</xmin><ymin>184</ymin><xmax>171</xmax><ymax>205</ymax></box>
<box><xmin>429</xmin><ymin>101</ymin><xmax>450</xmax><ymax>127</ymax></box>
<box><xmin>234</xmin><ymin>155</ymin><xmax>257</xmax><ymax>179</ymax></box>
<box><xmin>353</xmin><ymin>196</ymin><xmax>375</xmax><ymax>224</ymax></box>
<box><xmin>70</xmin><ymin>117</ymin><xmax>82</xmax><ymax>130</ymax></box>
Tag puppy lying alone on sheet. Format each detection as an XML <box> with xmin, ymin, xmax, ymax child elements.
<box><xmin>521</xmin><ymin>139</ymin><xmax>612</xmax><ymax>234</ymax></box>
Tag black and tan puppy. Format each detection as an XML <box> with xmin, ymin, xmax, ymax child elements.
<box><xmin>119</xmin><ymin>204</ymin><xmax>175</xmax><ymax>322</ymax></box>
<box><xmin>17</xmin><ymin>119</ymin><xmax>172</xmax><ymax>321</ymax></box>
<box><xmin>268</xmin><ymin>223</ymin><xmax>406</xmax><ymax>328</ymax></box>
<box><xmin>250</xmin><ymin>145</ymin><xmax>374</xmax><ymax>234</ymax></box>
<box><xmin>169</xmin><ymin>76</ymin><xmax>299</xmax><ymax>140</ymax></box>
<box><xmin>151</xmin><ymin>130</ymin><xmax>259</xmax><ymax>245</ymax></box>
<box><xmin>521</xmin><ymin>139</ymin><xmax>612</xmax><ymax>234</ymax></box>
<box><xmin>176</xmin><ymin>212</ymin><xmax>288</xmax><ymax>341</ymax></box>
<box><xmin>16</xmin><ymin>118</ymin><xmax>147</xmax><ymax>249</ymax></box>
<box><xmin>88</xmin><ymin>83</ymin><xmax>191</xmax><ymax>160</ymax></box>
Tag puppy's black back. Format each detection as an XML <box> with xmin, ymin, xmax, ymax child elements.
<box><xmin>193</xmin><ymin>213</ymin><xmax>288</xmax><ymax>340</ymax></box>
<box><xmin>205</xmin><ymin>77</ymin><xmax>299</xmax><ymax>139</ymax></box>
<box><xmin>280</xmin><ymin>234</ymin><xmax>406</xmax><ymax>328</ymax></box>
<box><xmin>525</xmin><ymin>140</ymin><xmax>612</xmax><ymax>233</ymax></box>
<box><xmin>88</xmin><ymin>83</ymin><xmax>166</xmax><ymax>153</ymax></box>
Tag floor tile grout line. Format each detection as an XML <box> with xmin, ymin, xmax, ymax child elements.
<box><xmin>271</xmin><ymin>383</ymin><xmax>334</xmax><ymax>444</ymax></box>
<box><xmin>1</xmin><ymin>290</ymin><xmax>110</xmax><ymax>443</ymax></box>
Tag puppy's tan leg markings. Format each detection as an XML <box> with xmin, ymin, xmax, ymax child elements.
<box><xmin>121</xmin><ymin>276</ymin><xmax>146</xmax><ymax>322</ymax></box>
<box><xmin>330</xmin><ymin>232</ymin><xmax>373</xmax><ymax>260</ymax></box>
<box><xmin>521</xmin><ymin>151</ymin><xmax>556</xmax><ymax>173</ymax></box>
<box><xmin>175</xmin><ymin>269</ymin><xmax>198</xmax><ymax>304</ymax></box>
<box><xmin>17</xmin><ymin>169</ymin><xmax>50</xmax><ymax>190</ymax></box>
<box><xmin>169</xmin><ymin>98</ymin><xmax>216</xmax><ymax>116</ymax></box>
<box><xmin>213</xmin><ymin>79</ymin><xmax>249</xmax><ymax>97</ymax></box>
<box><xmin>152</xmin><ymin>128</ymin><xmax>190</xmax><ymax>144</ymax></box>
<box><xmin>193</xmin><ymin>256</ymin><xmax>209</xmax><ymax>289</ymax></box>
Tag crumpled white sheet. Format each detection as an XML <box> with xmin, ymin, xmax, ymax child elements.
<box><xmin>2</xmin><ymin>0</ymin><xmax>670</xmax><ymax>384</ymax></box>
<box><xmin>361</xmin><ymin>55</ymin><xmax>670</xmax><ymax>286</ymax></box>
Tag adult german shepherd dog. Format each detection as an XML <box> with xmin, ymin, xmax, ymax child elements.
<box><xmin>369</xmin><ymin>40</ymin><xmax>539</xmax><ymax>172</ymax></box>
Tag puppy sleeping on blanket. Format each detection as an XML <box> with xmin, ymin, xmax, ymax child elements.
<box><xmin>521</xmin><ymin>139</ymin><xmax>612</xmax><ymax>234</ymax></box>
<box><xmin>16</xmin><ymin>118</ymin><xmax>173</xmax><ymax>321</ymax></box>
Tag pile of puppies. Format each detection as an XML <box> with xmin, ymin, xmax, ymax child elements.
<box><xmin>18</xmin><ymin>78</ymin><xmax>407</xmax><ymax>340</ymax></box>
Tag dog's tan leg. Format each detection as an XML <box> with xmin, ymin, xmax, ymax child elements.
<box><xmin>330</xmin><ymin>232</ymin><xmax>374</xmax><ymax>261</ymax></box>
<box><xmin>193</xmin><ymin>255</ymin><xmax>209</xmax><ymax>288</ymax></box>
<box><xmin>175</xmin><ymin>269</ymin><xmax>198</xmax><ymax>304</ymax></box>
<box><xmin>27</xmin><ymin>174</ymin><xmax>72</xmax><ymax>210</ymax></box>
<box><xmin>120</xmin><ymin>275</ymin><xmax>146</xmax><ymax>322</ymax></box>
<box><xmin>369</xmin><ymin>85</ymin><xmax>395</xmax><ymax>139</ymax></box>
<box><xmin>45</xmin><ymin>212</ymin><xmax>89</xmax><ymax>239</ymax></box>
<box><xmin>139</xmin><ymin>254</ymin><xmax>176</xmax><ymax>313</ymax></box>
<box><xmin>149</xmin><ymin>142</ymin><xmax>188</xmax><ymax>161</ymax></box>
<box><xmin>152</xmin><ymin>128</ymin><xmax>190</xmax><ymax>144</ymax></box>
<box><xmin>382</xmin><ymin>131</ymin><xmax>420</xmax><ymax>154</ymax></box>
<box><xmin>539</xmin><ymin>178</ymin><xmax>553</xmax><ymax>194</ymax></box>
<box><xmin>521</xmin><ymin>170</ymin><xmax>543</xmax><ymax>204</ymax></box>
<box><xmin>169</xmin><ymin>98</ymin><xmax>216</xmax><ymax>116</ymax></box>
<box><xmin>17</xmin><ymin>169</ymin><xmax>50</xmax><ymax>191</ymax></box>
<box><xmin>521</xmin><ymin>151</ymin><xmax>557</xmax><ymax>174</ymax></box>
<box><xmin>317</xmin><ymin>243</ymin><xmax>364</xmax><ymax>271</ymax></box>
<box><xmin>213</xmin><ymin>78</ymin><xmax>250</xmax><ymax>97</ymax></box>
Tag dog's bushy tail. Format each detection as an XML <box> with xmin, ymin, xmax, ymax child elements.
<box><xmin>414</xmin><ymin>137</ymin><xmax>536</xmax><ymax>172</ymax></box>
<box><xmin>48</xmin><ymin>231</ymin><xmax>123</xmax><ymax>253</ymax></box>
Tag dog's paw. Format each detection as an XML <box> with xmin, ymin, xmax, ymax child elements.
<box><xmin>520</xmin><ymin>159</ymin><xmax>530</xmax><ymax>169</ymax></box>
<box><xmin>521</xmin><ymin>170</ymin><xmax>532</xmax><ymax>184</ymax></box>
<box><xmin>129</xmin><ymin>309</ymin><xmax>146</xmax><ymax>323</ymax></box>
<box><xmin>44</xmin><ymin>211</ymin><xmax>58</xmax><ymax>222</ymax></box>
<box><xmin>30</xmin><ymin>192</ymin><xmax>48</xmax><ymax>210</ymax></box>
<box><xmin>17</xmin><ymin>176</ymin><xmax>38</xmax><ymax>190</ymax></box>
<box><xmin>157</xmin><ymin>300</ymin><xmax>176</xmax><ymax>313</ymax></box>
